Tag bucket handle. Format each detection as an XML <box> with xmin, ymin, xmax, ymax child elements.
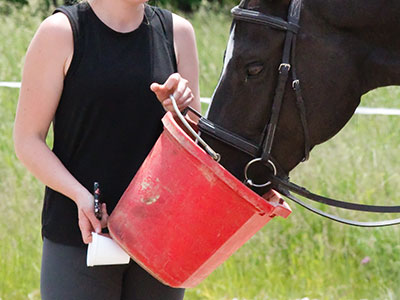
<box><xmin>169</xmin><ymin>95</ymin><xmax>221</xmax><ymax>162</ymax></box>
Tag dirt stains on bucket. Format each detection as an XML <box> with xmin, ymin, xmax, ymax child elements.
<box><xmin>198</xmin><ymin>164</ymin><xmax>217</xmax><ymax>185</ymax></box>
<box><xmin>141</xmin><ymin>195</ymin><xmax>160</xmax><ymax>205</ymax></box>
<box><xmin>141</xmin><ymin>177</ymin><xmax>159</xmax><ymax>191</ymax></box>
<box><xmin>140</xmin><ymin>176</ymin><xmax>161</xmax><ymax>205</ymax></box>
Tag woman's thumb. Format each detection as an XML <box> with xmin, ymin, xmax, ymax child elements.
<box><xmin>150</xmin><ymin>82</ymin><xmax>161</xmax><ymax>92</ymax></box>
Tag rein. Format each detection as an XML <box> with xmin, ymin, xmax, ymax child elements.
<box><xmin>194</xmin><ymin>0</ymin><xmax>400</xmax><ymax>227</ymax></box>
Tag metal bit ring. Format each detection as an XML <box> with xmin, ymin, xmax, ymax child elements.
<box><xmin>244</xmin><ymin>158</ymin><xmax>277</xmax><ymax>188</ymax></box>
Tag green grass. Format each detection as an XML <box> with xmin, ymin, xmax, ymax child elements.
<box><xmin>190</xmin><ymin>5</ymin><xmax>232</xmax><ymax>98</ymax></box>
<box><xmin>0</xmin><ymin>7</ymin><xmax>43</xmax><ymax>300</ymax></box>
<box><xmin>1</xmin><ymin>3</ymin><xmax>400</xmax><ymax>300</ymax></box>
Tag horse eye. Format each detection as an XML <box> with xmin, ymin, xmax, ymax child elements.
<box><xmin>247</xmin><ymin>63</ymin><xmax>264</xmax><ymax>77</ymax></box>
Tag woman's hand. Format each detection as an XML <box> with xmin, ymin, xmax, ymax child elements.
<box><xmin>150</xmin><ymin>73</ymin><xmax>194</xmax><ymax>113</ymax></box>
<box><xmin>75</xmin><ymin>191</ymin><xmax>109</xmax><ymax>244</ymax></box>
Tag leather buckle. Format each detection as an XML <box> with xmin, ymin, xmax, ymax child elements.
<box><xmin>278</xmin><ymin>63</ymin><xmax>291</xmax><ymax>73</ymax></box>
<box><xmin>292</xmin><ymin>79</ymin><xmax>300</xmax><ymax>90</ymax></box>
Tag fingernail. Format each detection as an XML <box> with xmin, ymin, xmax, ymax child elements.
<box><xmin>96</xmin><ymin>227</ymin><xmax>101</xmax><ymax>233</ymax></box>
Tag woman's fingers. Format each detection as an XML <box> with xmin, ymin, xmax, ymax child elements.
<box><xmin>162</xmin><ymin>88</ymin><xmax>193</xmax><ymax>112</ymax></box>
<box><xmin>150</xmin><ymin>73</ymin><xmax>181</xmax><ymax>101</ymax></box>
<box><xmin>163</xmin><ymin>97</ymin><xmax>192</xmax><ymax>113</ymax></box>
<box><xmin>177</xmin><ymin>88</ymin><xmax>193</xmax><ymax>108</ymax></box>
<box><xmin>100</xmin><ymin>203</ymin><xmax>109</xmax><ymax>228</ymax></box>
<box><xmin>149</xmin><ymin>82</ymin><xmax>161</xmax><ymax>94</ymax></box>
<box><xmin>78</xmin><ymin>211</ymin><xmax>95</xmax><ymax>244</ymax></box>
<box><xmin>178</xmin><ymin>94</ymin><xmax>194</xmax><ymax>110</ymax></box>
<box><xmin>77</xmin><ymin>199</ymin><xmax>102</xmax><ymax>244</ymax></box>
<box><xmin>78</xmin><ymin>203</ymin><xmax>108</xmax><ymax>244</ymax></box>
<box><xmin>150</xmin><ymin>73</ymin><xmax>194</xmax><ymax>113</ymax></box>
<box><xmin>172</xmin><ymin>77</ymin><xmax>188</xmax><ymax>101</ymax></box>
<box><xmin>86</xmin><ymin>207</ymin><xmax>101</xmax><ymax>234</ymax></box>
<box><xmin>164</xmin><ymin>73</ymin><xmax>181</xmax><ymax>92</ymax></box>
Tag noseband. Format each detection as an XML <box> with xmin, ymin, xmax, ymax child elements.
<box><xmin>190</xmin><ymin>0</ymin><xmax>400</xmax><ymax>227</ymax></box>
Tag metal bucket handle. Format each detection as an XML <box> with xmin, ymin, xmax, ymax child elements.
<box><xmin>169</xmin><ymin>95</ymin><xmax>221</xmax><ymax>162</ymax></box>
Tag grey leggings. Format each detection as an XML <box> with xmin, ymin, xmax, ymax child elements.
<box><xmin>41</xmin><ymin>238</ymin><xmax>185</xmax><ymax>300</ymax></box>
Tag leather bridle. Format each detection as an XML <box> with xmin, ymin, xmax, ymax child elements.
<box><xmin>190</xmin><ymin>0</ymin><xmax>400</xmax><ymax>227</ymax></box>
<box><xmin>199</xmin><ymin>0</ymin><xmax>309</xmax><ymax>184</ymax></box>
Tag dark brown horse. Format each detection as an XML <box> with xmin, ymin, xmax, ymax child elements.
<box><xmin>203</xmin><ymin>0</ymin><xmax>400</xmax><ymax>184</ymax></box>
<box><xmin>197</xmin><ymin>0</ymin><xmax>400</xmax><ymax>225</ymax></box>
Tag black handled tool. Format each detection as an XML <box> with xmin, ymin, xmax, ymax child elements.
<box><xmin>94</xmin><ymin>182</ymin><xmax>102</xmax><ymax>220</ymax></box>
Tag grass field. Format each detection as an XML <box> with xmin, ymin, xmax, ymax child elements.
<box><xmin>1</xmin><ymin>3</ymin><xmax>400</xmax><ymax>300</ymax></box>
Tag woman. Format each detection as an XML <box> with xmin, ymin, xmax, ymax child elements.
<box><xmin>13</xmin><ymin>0</ymin><xmax>201</xmax><ymax>298</ymax></box>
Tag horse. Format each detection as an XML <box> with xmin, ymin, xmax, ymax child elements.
<box><xmin>197</xmin><ymin>0</ymin><xmax>400</xmax><ymax>225</ymax></box>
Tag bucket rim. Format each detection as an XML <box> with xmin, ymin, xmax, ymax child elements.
<box><xmin>161</xmin><ymin>112</ymin><xmax>291</xmax><ymax>218</ymax></box>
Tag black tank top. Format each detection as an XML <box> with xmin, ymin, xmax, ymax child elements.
<box><xmin>42</xmin><ymin>2</ymin><xmax>177</xmax><ymax>246</ymax></box>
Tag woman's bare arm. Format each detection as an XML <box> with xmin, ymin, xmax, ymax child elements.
<box><xmin>150</xmin><ymin>14</ymin><xmax>201</xmax><ymax>118</ymax></box>
<box><xmin>14</xmin><ymin>13</ymin><xmax>106</xmax><ymax>244</ymax></box>
<box><xmin>173</xmin><ymin>13</ymin><xmax>201</xmax><ymax>113</ymax></box>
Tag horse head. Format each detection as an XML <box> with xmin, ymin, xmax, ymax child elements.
<box><xmin>203</xmin><ymin>0</ymin><xmax>400</xmax><ymax>193</ymax></box>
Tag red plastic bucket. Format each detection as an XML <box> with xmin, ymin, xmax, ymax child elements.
<box><xmin>108</xmin><ymin>112</ymin><xmax>291</xmax><ymax>288</ymax></box>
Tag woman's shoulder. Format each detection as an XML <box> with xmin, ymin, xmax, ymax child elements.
<box><xmin>171</xmin><ymin>13</ymin><xmax>195</xmax><ymax>52</ymax></box>
<box><xmin>37</xmin><ymin>11</ymin><xmax>72</xmax><ymax>42</ymax></box>
<box><xmin>146</xmin><ymin>5</ymin><xmax>193</xmax><ymax>35</ymax></box>
<box><xmin>26</xmin><ymin>11</ymin><xmax>73</xmax><ymax>76</ymax></box>
<box><xmin>32</xmin><ymin>12</ymin><xmax>73</xmax><ymax>57</ymax></box>
<box><xmin>172</xmin><ymin>13</ymin><xmax>194</xmax><ymax>37</ymax></box>
<box><xmin>36</xmin><ymin>2</ymin><xmax>92</xmax><ymax>50</ymax></box>
<box><xmin>170</xmin><ymin>12</ymin><xmax>196</xmax><ymax>67</ymax></box>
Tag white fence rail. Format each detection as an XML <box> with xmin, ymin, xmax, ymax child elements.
<box><xmin>2</xmin><ymin>82</ymin><xmax>400</xmax><ymax>116</ymax></box>
<box><xmin>0</xmin><ymin>82</ymin><xmax>21</xmax><ymax>88</ymax></box>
